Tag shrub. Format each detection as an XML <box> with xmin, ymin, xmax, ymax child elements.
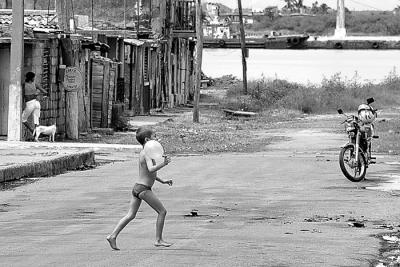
<box><xmin>222</xmin><ymin>71</ymin><xmax>400</xmax><ymax>114</ymax></box>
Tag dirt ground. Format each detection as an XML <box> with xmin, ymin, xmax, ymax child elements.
<box><xmin>0</xmin><ymin>109</ymin><xmax>399</xmax><ymax>266</ymax></box>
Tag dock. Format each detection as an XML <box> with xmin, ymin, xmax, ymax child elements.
<box><xmin>204</xmin><ymin>35</ymin><xmax>309</xmax><ymax>49</ymax></box>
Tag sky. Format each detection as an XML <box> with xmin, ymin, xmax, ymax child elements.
<box><xmin>210</xmin><ymin>0</ymin><xmax>399</xmax><ymax>11</ymax></box>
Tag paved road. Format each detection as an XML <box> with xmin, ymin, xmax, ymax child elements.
<box><xmin>1</xmin><ymin>124</ymin><xmax>399</xmax><ymax>266</ymax></box>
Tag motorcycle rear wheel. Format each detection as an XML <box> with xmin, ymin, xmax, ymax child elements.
<box><xmin>339</xmin><ymin>145</ymin><xmax>367</xmax><ymax>182</ymax></box>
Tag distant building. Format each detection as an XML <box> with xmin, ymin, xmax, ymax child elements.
<box><xmin>220</xmin><ymin>9</ymin><xmax>254</xmax><ymax>25</ymax></box>
<box><xmin>252</xmin><ymin>6</ymin><xmax>279</xmax><ymax>20</ymax></box>
<box><xmin>203</xmin><ymin>25</ymin><xmax>230</xmax><ymax>39</ymax></box>
<box><xmin>203</xmin><ymin>3</ymin><xmax>230</xmax><ymax>38</ymax></box>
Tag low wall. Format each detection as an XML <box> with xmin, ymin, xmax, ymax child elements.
<box><xmin>0</xmin><ymin>150</ymin><xmax>95</xmax><ymax>182</ymax></box>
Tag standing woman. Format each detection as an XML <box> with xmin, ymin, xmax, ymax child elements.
<box><xmin>21</xmin><ymin>72</ymin><xmax>48</xmax><ymax>133</ymax></box>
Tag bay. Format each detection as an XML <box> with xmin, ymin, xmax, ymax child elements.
<box><xmin>202</xmin><ymin>49</ymin><xmax>400</xmax><ymax>84</ymax></box>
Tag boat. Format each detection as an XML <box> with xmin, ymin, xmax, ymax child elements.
<box><xmin>203</xmin><ymin>34</ymin><xmax>309</xmax><ymax>49</ymax></box>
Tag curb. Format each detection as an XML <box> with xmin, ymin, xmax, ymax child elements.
<box><xmin>0</xmin><ymin>150</ymin><xmax>95</xmax><ymax>183</ymax></box>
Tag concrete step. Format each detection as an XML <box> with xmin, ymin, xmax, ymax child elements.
<box><xmin>0</xmin><ymin>149</ymin><xmax>95</xmax><ymax>183</ymax></box>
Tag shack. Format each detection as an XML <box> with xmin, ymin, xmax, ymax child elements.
<box><xmin>0</xmin><ymin>9</ymin><xmax>120</xmax><ymax>139</ymax></box>
<box><xmin>1</xmin><ymin>0</ymin><xmax>199</xmax><ymax>140</ymax></box>
<box><xmin>0</xmin><ymin>9</ymin><xmax>69</xmax><ymax>139</ymax></box>
<box><xmin>122</xmin><ymin>0</ymin><xmax>197</xmax><ymax>115</ymax></box>
<box><xmin>86</xmin><ymin>0</ymin><xmax>198</xmax><ymax>117</ymax></box>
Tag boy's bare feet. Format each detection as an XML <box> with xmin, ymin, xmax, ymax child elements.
<box><xmin>154</xmin><ymin>240</ymin><xmax>173</xmax><ymax>247</ymax></box>
<box><xmin>106</xmin><ymin>235</ymin><xmax>120</xmax><ymax>250</ymax></box>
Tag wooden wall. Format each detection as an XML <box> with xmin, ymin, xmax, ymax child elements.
<box><xmin>91</xmin><ymin>58</ymin><xmax>117</xmax><ymax>128</ymax></box>
<box><xmin>124</xmin><ymin>38</ymin><xmax>195</xmax><ymax>115</ymax></box>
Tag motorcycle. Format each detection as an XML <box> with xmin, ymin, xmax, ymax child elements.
<box><xmin>337</xmin><ymin>98</ymin><xmax>379</xmax><ymax>182</ymax></box>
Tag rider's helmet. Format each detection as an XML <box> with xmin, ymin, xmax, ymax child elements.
<box><xmin>358</xmin><ymin>104</ymin><xmax>375</xmax><ymax>124</ymax></box>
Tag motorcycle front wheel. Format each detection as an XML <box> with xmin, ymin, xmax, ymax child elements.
<box><xmin>339</xmin><ymin>145</ymin><xmax>367</xmax><ymax>182</ymax></box>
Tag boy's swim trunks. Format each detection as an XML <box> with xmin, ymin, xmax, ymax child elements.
<box><xmin>132</xmin><ymin>183</ymin><xmax>152</xmax><ymax>199</ymax></box>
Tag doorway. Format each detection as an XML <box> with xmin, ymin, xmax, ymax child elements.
<box><xmin>0</xmin><ymin>47</ymin><xmax>10</xmax><ymax>136</ymax></box>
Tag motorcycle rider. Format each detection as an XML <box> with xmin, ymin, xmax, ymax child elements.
<box><xmin>357</xmin><ymin>103</ymin><xmax>376</xmax><ymax>125</ymax></box>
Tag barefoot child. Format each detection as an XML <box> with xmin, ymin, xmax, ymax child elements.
<box><xmin>107</xmin><ymin>127</ymin><xmax>173</xmax><ymax>250</ymax></box>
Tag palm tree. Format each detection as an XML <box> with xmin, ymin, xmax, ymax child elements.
<box><xmin>320</xmin><ymin>3</ymin><xmax>329</xmax><ymax>14</ymax></box>
<box><xmin>283</xmin><ymin>0</ymin><xmax>304</xmax><ymax>11</ymax></box>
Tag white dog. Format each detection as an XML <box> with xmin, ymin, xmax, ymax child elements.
<box><xmin>33</xmin><ymin>124</ymin><xmax>57</xmax><ymax>142</ymax></box>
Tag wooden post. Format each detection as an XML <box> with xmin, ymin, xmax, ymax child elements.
<box><xmin>7</xmin><ymin>0</ymin><xmax>24</xmax><ymax>141</ymax></box>
<box><xmin>238</xmin><ymin>0</ymin><xmax>248</xmax><ymax>94</ymax></box>
<box><xmin>56</xmin><ymin>0</ymin><xmax>71</xmax><ymax>32</ymax></box>
<box><xmin>151</xmin><ymin>0</ymin><xmax>165</xmax><ymax>34</ymax></box>
<box><xmin>58</xmin><ymin>0</ymin><xmax>78</xmax><ymax>138</ymax></box>
<box><xmin>137</xmin><ymin>0</ymin><xmax>140</xmax><ymax>37</ymax></box>
<box><xmin>64</xmin><ymin>67</ymin><xmax>81</xmax><ymax>140</ymax></box>
<box><xmin>123</xmin><ymin>0</ymin><xmax>127</xmax><ymax>38</ymax></box>
<box><xmin>25</xmin><ymin>0</ymin><xmax>36</xmax><ymax>9</ymax></box>
<box><xmin>66</xmin><ymin>91</ymin><xmax>79</xmax><ymax>139</ymax></box>
<box><xmin>193</xmin><ymin>0</ymin><xmax>203</xmax><ymax>123</ymax></box>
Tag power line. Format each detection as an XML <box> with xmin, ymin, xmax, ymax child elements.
<box><xmin>346</xmin><ymin>0</ymin><xmax>381</xmax><ymax>11</ymax></box>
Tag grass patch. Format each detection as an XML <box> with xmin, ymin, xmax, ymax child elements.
<box><xmin>373</xmin><ymin>112</ymin><xmax>400</xmax><ymax>155</ymax></box>
<box><xmin>221</xmin><ymin>70</ymin><xmax>400</xmax><ymax>114</ymax></box>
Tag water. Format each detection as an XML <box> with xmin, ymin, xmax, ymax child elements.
<box><xmin>203</xmin><ymin>49</ymin><xmax>400</xmax><ymax>84</ymax></box>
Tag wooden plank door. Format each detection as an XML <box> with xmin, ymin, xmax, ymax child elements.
<box><xmin>91</xmin><ymin>61</ymin><xmax>104</xmax><ymax>128</ymax></box>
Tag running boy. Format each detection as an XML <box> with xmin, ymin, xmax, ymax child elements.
<box><xmin>107</xmin><ymin>127</ymin><xmax>173</xmax><ymax>250</ymax></box>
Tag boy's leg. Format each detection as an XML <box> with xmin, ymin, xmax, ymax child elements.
<box><xmin>140</xmin><ymin>190</ymin><xmax>172</xmax><ymax>247</ymax></box>
<box><xmin>107</xmin><ymin>196</ymin><xmax>141</xmax><ymax>250</ymax></box>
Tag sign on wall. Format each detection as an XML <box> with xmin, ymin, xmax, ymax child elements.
<box><xmin>63</xmin><ymin>67</ymin><xmax>82</xmax><ymax>92</ymax></box>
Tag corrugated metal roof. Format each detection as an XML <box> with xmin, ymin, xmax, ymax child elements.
<box><xmin>0</xmin><ymin>13</ymin><xmax>58</xmax><ymax>28</ymax></box>
<box><xmin>124</xmin><ymin>39</ymin><xmax>145</xmax><ymax>46</ymax></box>
<box><xmin>0</xmin><ymin>11</ymin><xmax>59</xmax><ymax>38</ymax></box>
<box><xmin>124</xmin><ymin>38</ymin><xmax>159</xmax><ymax>47</ymax></box>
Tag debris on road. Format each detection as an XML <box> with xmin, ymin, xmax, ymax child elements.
<box><xmin>190</xmin><ymin>209</ymin><xmax>199</xmax><ymax>216</ymax></box>
<box><xmin>223</xmin><ymin>109</ymin><xmax>257</xmax><ymax>118</ymax></box>
<box><xmin>304</xmin><ymin>215</ymin><xmax>341</xmax><ymax>222</ymax></box>
<box><xmin>382</xmin><ymin>235</ymin><xmax>400</xmax><ymax>243</ymax></box>
<box><xmin>348</xmin><ymin>221</ymin><xmax>365</xmax><ymax>228</ymax></box>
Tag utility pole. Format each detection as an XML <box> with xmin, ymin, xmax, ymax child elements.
<box><xmin>123</xmin><ymin>0</ymin><xmax>127</xmax><ymax>38</ymax></box>
<box><xmin>57</xmin><ymin>0</ymin><xmax>78</xmax><ymax>139</ymax></box>
<box><xmin>56</xmin><ymin>0</ymin><xmax>71</xmax><ymax>32</ymax></box>
<box><xmin>193</xmin><ymin>0</ymin><xmax>203</xmax><ymax>123</ymax></box>
<box><xmin>238</xmin><ymin>0</ymin><xmax>248</xmax><ymax>94</ymax></box>
<box><xmin>91</xmin><ymin>0</ymin><xmax>94</xmax><ymax>39</ymax></box>
<box><xmin>137</xmin><ymin>0</ymin><xmax>140</xmax><ymax>37</ymax></box>
<box><xmin>8</xmin><ymin>0</ymin><xmax>24</xmax><ymax>141</ymax></box>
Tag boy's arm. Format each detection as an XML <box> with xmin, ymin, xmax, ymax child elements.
<box><xmin>156</xmin><ymin>177</ymin><xmax>173</xmax><ymax>186</ymax></box>
<box><xmin>144</xmin><ymin>154</ymin><xmax>170</xmax><ymax>173</ymax></box>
